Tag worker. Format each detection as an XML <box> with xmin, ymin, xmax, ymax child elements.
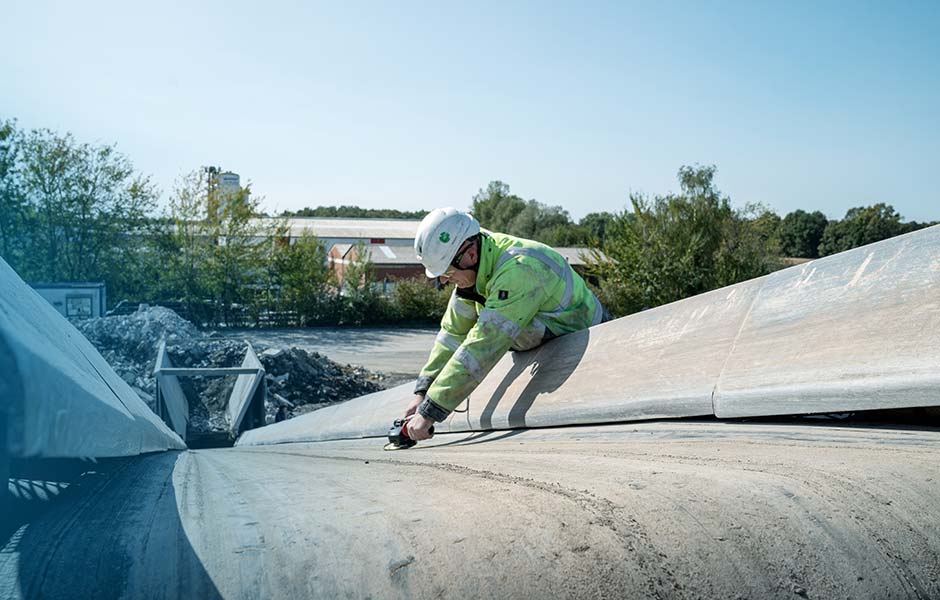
<box><xmin>404</xmin><ymin>207</ymin><xmax>612</xmax><ymax>440</ymax></box>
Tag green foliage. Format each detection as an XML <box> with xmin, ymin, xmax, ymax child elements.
<box><xmin>388</xmin><ymin>277</ymin><xmax>450</xmax><ymax>323</ymax></box>
<box><xmin>269</xmin><ymin>232</ymin><xmax>331</xmax><ymax>325</ymax></box>
<box><xmin>589</xmin><ymin>166</ymin><xmax>782</xmax><ymax>316</ymax></box>
<box><xmin>471</xmin><ymin>180</ymin><xmax>592</xmax><ymax>246</ymax></box>
<box><xmin>5</xmin><ymin>126</ymin><xmax>158</xmax><ymax>304</ymax></box>
<box><xmin>579</xmin><ymin>212</ymin><xmax>616</xmax><ymax>245</ymax></box>
<box><xmin>333</xmin><ymin>241</ymin><xmax>389</xmax><ymax>325</ymax></box>
<box><xmin>283</xmin><ymin>205</ymin><xmax>428</xmax><ymax>220</ymax></box>
<box><xmin>818</xmin><ymin>203</ymin><xmax>904</xmax><ymax>257</ymax></box>
<box><xmin>0</xmin><ymin>119</ymin><xmax>28</xmax><ymax>267</ymax></box>
<box><xmin>5</xmin><ymin>119</ymin><xmax>935</xmax><ymax>329</ymax></box>
<box><xmin>153</xmin><ymin>170</ymin><xmax>288</xmax><ymax>326</ymax></box>
<box><xmin>777</xmin><ymin>209</ymin><xmax>829</xmax><ymax>258</ymax></box>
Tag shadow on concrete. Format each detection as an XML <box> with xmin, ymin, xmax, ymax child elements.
<box><xmin>426</xmin><ymin>428</ymin><xmax>528</xmax><ymax>449</ymax></box>
<box><xmin>479</xmin><ymin>328</ymin><xmax>590</xmax><ymax>430</ymax></box>
<box><xmin>6</xmin><ymin>452</ymin><xmax>222</xmax><ymax>599</ymax></box>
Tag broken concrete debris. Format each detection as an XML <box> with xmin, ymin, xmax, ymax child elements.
<box><xmin>76</xmin><ymin>306</ymin><xmax>385</xmax><ymax>433</ymax></box>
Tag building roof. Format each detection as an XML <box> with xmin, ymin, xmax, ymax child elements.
<box><xmin>330</xmin><ymin>243</ymin><xmax>353</xmax><ymax>257</ymax></box>
<box><xmin>272</xmin><ymin>217</ymin><xmax>422</xmax><ymax>240</ymax></box>
<box><xmin>29</xmin><ymin>282</ymin><xmax>107</xmax><ymax>289</ymax></box>
<box><xmin>554</xmin><ymin>247</ymin><xmax>601</xmax><ymax>267</ymax></box>
<box><xmin>359</xmin><ymin>244</ymin><xmax>420</xmax><ymax>265</ymax></box>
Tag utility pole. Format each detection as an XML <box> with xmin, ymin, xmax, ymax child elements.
<box><xmin>204</xmin><ymin>166</ymin><xmax>220</xmax><ymax>223</ymax></box>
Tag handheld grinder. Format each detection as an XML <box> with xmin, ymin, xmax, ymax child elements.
<box><xmin>384</xmin><ymin>418</ymin><xmax>434</xmax><ymax>451</ymax></box>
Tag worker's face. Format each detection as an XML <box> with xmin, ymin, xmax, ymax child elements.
<box><xmin>439</xmin><ymin>239</ymin><xmax>478</xmax><ymax>289</ymax></box>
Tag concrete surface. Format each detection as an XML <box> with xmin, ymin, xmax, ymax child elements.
<box><xmin>4</xmin><ymin>421</ymin><xmax>939</xmax><ymax>599</ymax></box>
<box><xmin>239</xmin><ymin>225</ymin><xmax>940</xmax><ymax>448</ymax></box>
<box><xmin>0</xmin><ymin>257</ymin><xmax>184</xmax><ymax>459</ymax></box>
<box><xmin>714</xmin><ymin>224</ymin><xmax>940</xmax><ymax>417</ymax></box>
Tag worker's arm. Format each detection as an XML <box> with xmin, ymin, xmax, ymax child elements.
<box><xmin>414</xmin><ymin>290</ymin><xmax>479</xmax><ymax>395</ymax></box>
<box><xmin>416</xmin><ymin>265</ymin><xmax>550</xmax><ymax>423</ymax></box>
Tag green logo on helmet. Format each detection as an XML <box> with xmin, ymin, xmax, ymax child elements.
<box><xmin>439</xmin><ymin>231</ymin><xmax>451</xmax><ymax>243</ymax></box>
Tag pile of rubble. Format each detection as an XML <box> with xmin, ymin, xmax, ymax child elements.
<box><xmin>75</xmin><ymin>306</ymin><xmax>385</xmax><ymax>432</ymax></box>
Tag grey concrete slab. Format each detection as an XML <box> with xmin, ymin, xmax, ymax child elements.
<box><xmin>0</xmin><ymin>257</ymin><xmax>184</xmax><ymax>459</ymax></box>
<box><xmin>447</xmin><ymin>277</ymin><xmax>762</xmax><ymax>432</ymax></box>
<box><xmin>237</xmin><ymin>382</ymin><xmax>413</xmax><ymax>445</ymax></box>
<box><xmin>714</xmin><ymin>225</ymin><xmax>940</xmax><ymax>417</ymax></box>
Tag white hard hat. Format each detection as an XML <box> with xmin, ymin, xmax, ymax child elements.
<box><xmin>414</xmin><ymin>208</ymin><xmax>481</xmax><ymax>277</ymax></box>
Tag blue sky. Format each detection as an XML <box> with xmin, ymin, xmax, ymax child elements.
<box><xmin>3</xmin><ymin>0</ymin><xmax>938</xmax><ymax>222</ymax></box>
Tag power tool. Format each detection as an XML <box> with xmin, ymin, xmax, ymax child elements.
<box><xmin>384</xmin><ymin>418</ymin><xmax>434</xmax><ymax>451</ymax></box>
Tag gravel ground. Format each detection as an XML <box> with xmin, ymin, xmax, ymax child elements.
<box><xmin>74</xmin><ymin>307</ymin><xmax>386</xmax><ymax>431</ymax></box>
<box><xmin>219</xmin><ymin>327</ymin><xmax>438</xmax><ymax>386</ymax></box>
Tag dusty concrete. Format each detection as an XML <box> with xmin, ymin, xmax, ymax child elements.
<box><xmin>4</xmin><ymin>421</ymin><xmax>939</xmax><ymax>599</ymax></box>
<box><xmin>220</xmin><ymin>327</ymin><xmax>437</xmax><ymax>384</ymax></box>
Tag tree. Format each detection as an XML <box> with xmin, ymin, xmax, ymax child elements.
<box><xmin>283</xmin><ymin>205</ymin><xmax>428</xmax><ymax>219</ymax></box>
<box><xmin>817</xmin><ymin>203</ymin><xmax>904</xmax><ymax>257</ymax></box>
<box><xmin>588</xmin><ymin>165</ymin><xmax>781</xmax><ymax>316</ymax></box>
<box><xmin>388</xmin><ymin>277</ymin><xmax>449</xmax><ymax>323</ymax></box>
<box><xmin>471</xmin><ymin>181</ymin><xmax>527</xmax><ymax>232</ymax></box>
<box><xmin>579</xmin><ymin>212</ymin><xmax>616</xmax><ymax>246</ymax></box>
<box><xmin>471</xmin><ymin>180</ymin><xmax>590</xmax><ymax>246</ymax></box>
<box><xmin>16</xmin><ymin>128</ymin><xmax>158</xmax><ymax>299</ymax></box>
<box><xmin>0</xmin><ymin>119</ymin><xmax>28</xmax><ymax>268</ymax></box>
<box><xmin>777</xmin><ymin>209</ymin><xmax>828</xmax><ymax>258</ymax></box>
<box><xmin>158</xmin><ymin>169</ymin><xmax>283</xmax><ymax>326</ymax></box>
<box><xmin>335</xmin><ymin>241</ymin><xmax>389</xmax><ymax>325</ymax></box>
<box><xmin>269</xmin><ymin>231</ymin><xmax>330</xmax><ymax>325</ymax></box>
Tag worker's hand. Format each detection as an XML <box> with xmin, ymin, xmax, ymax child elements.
<box><xmin>404</xmin><ymin>394</ymin><xmax>424</xmax><ymax>418</ymax></box>
<box><xmin>406</xmin><ymin>413</ymin><xmax>434</xmax><ymax>441</ymax></box>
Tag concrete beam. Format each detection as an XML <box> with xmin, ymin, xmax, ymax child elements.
<box><xmin>153</xmin><ymin>342</ymin><xmax>189</xmax><ymax>439</ymax></box>
<box><xmin>226</xmin><ymin>344</ymin><xmax>265</xmax><ymax>437</ymax></box>
<box><xmin>0</xmin><ymin>257</ymin><xmax>185</xmax><ymax>459</ymax></box>
<box><xmin>156</xmin><ymin>367</ymin><xmax>264</xmax><ymax>377</ymax></box>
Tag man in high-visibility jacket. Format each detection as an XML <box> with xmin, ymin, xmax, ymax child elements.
<box><xmin>405</xmin><ymin>207</ymin><xmax>612</xmax><ymax>440</ymax></box>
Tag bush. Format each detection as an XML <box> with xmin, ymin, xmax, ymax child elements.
<box><xmin>390</xmin><ymin>277</ymin><xmax>449</xmax><ymax>324</ymax></box>
<box><xmin>588</xmin><ymin>166</ymin><xmax>781</xmax><ymax>316</ymax></box>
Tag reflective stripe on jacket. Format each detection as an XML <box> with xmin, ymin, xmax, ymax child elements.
<box><xmin>415</xmin><ymin>230</ymin><xmax>604</xmax><ymax>415</ymax></box>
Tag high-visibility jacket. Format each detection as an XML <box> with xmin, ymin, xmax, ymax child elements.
<box><xmin>415</xmin><ymin>230</ymin><xmax>606</xmax><ymax>421</ymax></box>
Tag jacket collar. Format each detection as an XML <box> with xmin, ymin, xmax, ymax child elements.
<box><xmin>474</xmin><ymin>230</ymin><xmax>499</xmax><ymax>295</ymax></box>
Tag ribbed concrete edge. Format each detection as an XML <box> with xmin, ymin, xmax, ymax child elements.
<box><xmin>0</xmin><ymin>257</ymin><xmax>185</xmax><ymax>459</ymax></box>
<box><xmin>237</xmin><ymin>225</ymin><xmax>940</xmax><ymax>447</ymax></box>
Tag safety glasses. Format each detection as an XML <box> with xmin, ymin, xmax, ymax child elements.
<box><xmin>450</xmin><ymin>241</ymin><xmax>472</xmax><ymax>269</ymax></box>
<box><xmin>441</xmin><ymin>241</ymin><xmax>472</xmax><ymax>279</ymax></box>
